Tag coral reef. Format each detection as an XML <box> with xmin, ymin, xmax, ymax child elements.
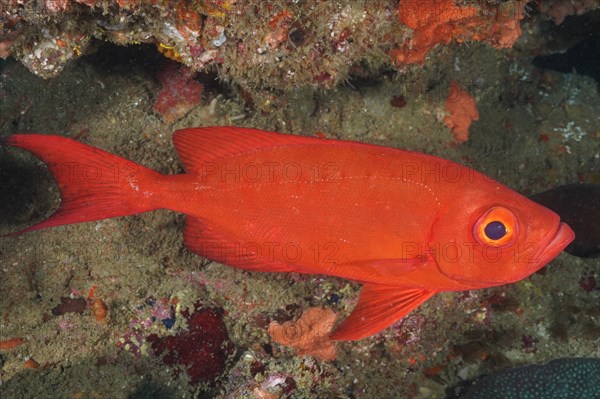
<box><xmin>0</xmin><ymin>0</ymin><xmax>527</xmax><ymax>90</ymax></box>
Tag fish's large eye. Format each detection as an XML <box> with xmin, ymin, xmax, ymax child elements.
<box><xmin>474</xmin><ymin>206</ymin><xmax>519</xmax><ymax>247</ymax></box>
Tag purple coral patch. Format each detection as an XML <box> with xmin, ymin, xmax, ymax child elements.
<box><xmin>147</xmin><ymin>307</ymin><xmax>234</xmax><ymax>384</ymax></box>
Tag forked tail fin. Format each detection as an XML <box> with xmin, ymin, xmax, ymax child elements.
<box><xmin>3</xmin><ymin>134</ymin><xmax>162</xmax><ymax>235</ymax></box>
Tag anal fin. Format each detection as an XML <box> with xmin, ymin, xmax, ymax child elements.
<box><xmin>330</xmin><ymin>285</ymin><xmax>436</xmax><ymax>341</ymax></box>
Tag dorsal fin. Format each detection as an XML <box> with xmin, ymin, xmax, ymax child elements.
<box><xmin>330</xmin><ymin>285</ymin><xmax>436</xmax><ymax>341</ymax></box>
<box><xmin>173</xmin><ymin>127</ymin><xmax>324</xmax><ymax>173</ymax></box>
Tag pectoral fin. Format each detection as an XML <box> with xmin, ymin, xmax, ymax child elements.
<box><xmin>330</xmin><ymin>285</ymin><xmax>436</xmax><ymax>341</ymax></box>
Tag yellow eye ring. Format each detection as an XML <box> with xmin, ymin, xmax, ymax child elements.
<box><xmin>474</xmin><ymin>206</ymin><xmax>519</xmax><ymax>247</ymax></box>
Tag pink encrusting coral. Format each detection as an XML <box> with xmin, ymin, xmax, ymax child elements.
<box><xmin>153</xmin><ymin>61</ymin><xmax>203</xmax><ymax>123</ymax></box>
<box><xmin>392</xmin><ymin>0</ymin><xmax>527</xmax><ymax>65</ymax></box>
<box><xmin>268</xmin><ymin>307</ymin><xmax>338</xmax><ymax>361</ymax></box>
<box><xmin>443</xmin><ymin>81</ymin><xmax>479</xmax><ymax>143</ymax></box>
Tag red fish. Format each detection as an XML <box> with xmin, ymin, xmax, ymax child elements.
<box><xmin>4</xmin><ymin>127</ymin><xmax>575</xmax><ymax>340</ymax></box>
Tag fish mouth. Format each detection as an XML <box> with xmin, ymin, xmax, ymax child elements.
<box><xmin>530</xmin><ymin>222</ymin><xmax>575</xmax><ymax>272</ymax></box>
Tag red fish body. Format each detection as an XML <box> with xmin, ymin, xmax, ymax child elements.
<box><xmin>4</xmin><ymin>127</ymin><xmax>575</xmax><ymax>340</ymax></box>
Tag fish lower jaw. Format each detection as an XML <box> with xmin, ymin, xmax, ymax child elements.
<box><xmin>530</xmin><ymin>222</ymin><xmax>575</xmax><ymax>273</ymax></box>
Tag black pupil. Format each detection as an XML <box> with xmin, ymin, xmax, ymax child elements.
<box><xmin>484</xmin><ymin>221</ymin><xmax>506</xmax><ymax>240</ymax></box>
